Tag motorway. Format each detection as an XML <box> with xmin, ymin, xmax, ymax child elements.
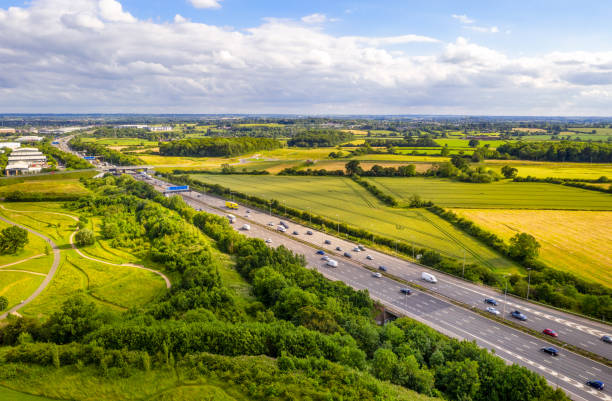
<box><xmin>139</xmin><ymin>174</ymin><xmax>612</xmax><ymax>401</ymax></box>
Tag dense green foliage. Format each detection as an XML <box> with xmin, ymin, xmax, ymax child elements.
<box><xmin>497</xmin><ymin>141</ymin><xmax>612</xmax><ymax>162</ymax></box>
<box><xmin>352</xmin><ymin>175</ymin><xmax>399</xmax><ymax>206</ymax></box>
<box><xmin>159</xmin><ymin>137</ymin><xmax>281</xmax><ymax>157</ymax></box>
<box><xmin>287</xmin><ymin>130</ymin><xmax>353</xmax><ymax>147</ymax></box>
<box><xmin>38</xmin><ymin>142</ymin><xmax>93</xmax><ymax>170</ymax></box>
<box><xmin>69</xmin><ymin>137</ymin><xmax>143</xmax><ymax>166</ymax></box>
<box><xmin>0</xmin><ymin>226</ymin><xmax>28</xmax><ymax>255</ymax></box>
<box><xmin>0</xmin><ymin>296</ymin><xmax>8</xmax><ymax>311</ymax></box>
<box><xmin>74</xmin><ymin>229</ymin><xmax>95</xmax><ymax>247</ymax></box>
<box><xmin>426</xmin><ymin>161</ymin><xmax>501</xmax><ymax>183</ymax></box>
<box><xmin>0</xmin><ymin>147</ymin><xmax>11</xmax><ymax>176</ymax></box>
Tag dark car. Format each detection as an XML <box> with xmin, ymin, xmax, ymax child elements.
<box><xmin>400</xmin><ymin>288</ymin><xmax>412</xmax><ymax>295</ymax></box>
<box><xmin>378</xmin><ymin>265</ymin><xmax>387</xmax><ymax>272</ymax></box>
<box><xmin>343</xmin><ymin>252</ymin><xmax>352</xmax><ymax>258</ymax></box>
<box><xmin>292</xmin><ymin>231</ymin><xmax>299</xmax><ymax>235</ymax></box>
<box><xmin>587</xmin><ymin>380</ymin><xmax>605</xmax><ymax>390</ymax></box>
<box><xmin>542</xmin><ymin>328</ymin><xmax>558</xmax><ymax>337</ymax></box>
<box><xmin>510</xmin><ymin>310</ymin><xmax>527</xmax><ymax>321</ymax></box>
<box><xmin>306</xmin><ymin>230</ymin><xmax>313</xmax><ymax>235</ymax></box>
<box><xmin>540</xmin><ymin>347</ymin><xmax>559</xmax><ymax>356</ymax></box>
<box><xmin>602</xmin><ymin>335</ymin><xmax>612</xmax><ymax>344</ymax></box>
<box><xmin>316</xmin><ymin>250</ymin><xmax>325</xmax><ymax>255</ymax></box>
<box><xmin>336</xmin><ymin>246</ymin><xmax>342</xmax><ymax>251</ymax></box>
<box><xmin>484</xmin><ymin>298</ymin><xmax>498</xmax><ymax>306</ymax></box>
<box><xmin>324</xmin><ymin>239</ymin><xmax>331</xmax><ymax>245</ymax></box>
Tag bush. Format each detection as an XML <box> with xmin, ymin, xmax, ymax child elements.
<box><xmin>0</xmin><ymin>296</ymin><xmax>8</xmax><ymax>311</ymax></box>
<box><xmin>74</xmin><ymin>229</ymin><xmax>95</xmax><ymax>247</ymax></box>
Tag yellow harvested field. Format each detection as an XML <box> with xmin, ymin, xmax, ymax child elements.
<box><xmin>452</xmin><ymin>209</ymin><xmax>612</xmax><ymax>288</ymax></box>
<box><xmin>512</xmin><ymin>128</ymin><xmax>546</xmax><ymax>133</ymax></box>
<box><xmin>314</xmin><ymin>160</ymin><xmax>433</xmax><ymax>173</ymax></box>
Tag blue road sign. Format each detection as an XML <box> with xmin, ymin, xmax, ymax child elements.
<box><xmin>168</xmin><ymin>185</ymin><xmax>189</xmax><ymax>191</ymax></box>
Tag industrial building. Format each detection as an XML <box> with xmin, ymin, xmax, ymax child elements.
<box><xmin>148</xmin><ymin>126</ymin><xmax>173</xmax><ymax>132</ymax></box>
<box><xmin>5</xmin><ymin>147</ymin><xmax>47</xmax><ymax>175</ymax></box>
<box><xmin>0</xmin><ymin>128</ymin><xmax>16</xmax><ymax>134</ymax></box>
<box><xmin>0</xmin><ymin>142</ymin><xmax>21</xmax><ymax>151</ymax></box>
<box><xmin>16</xmin><ymin>136</ymin><xmax>43</xmax><ymax>142</ymax></box>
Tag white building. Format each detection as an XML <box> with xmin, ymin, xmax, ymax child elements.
<box><xmin>5</xmin><ymin>147</ymin><xmax>47</xmax><ymax>175</ymax></box>
<box><xmin>0</xmin><ymin>128</ymin><xmax>16</xmax><ymax>134</ymax></box>
<box><xmin>148</xmin><ymin>126</ymin><xmax>173</xmax><ymax>132</ymax></box>
<box><xmin>0</xmin><ymin>142</ymin><xmax>21</xmax><ymax>151</ymax></box>
<box><xmin>16</xmin><ymin>136</ymin><xmax>43</xmax><ymax>142</ymax></box>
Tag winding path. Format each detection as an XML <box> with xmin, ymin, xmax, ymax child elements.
<box><xmin>0</xmin><ymin>206</ymin><xmax>171</xmax><ymax>319</ymax></box>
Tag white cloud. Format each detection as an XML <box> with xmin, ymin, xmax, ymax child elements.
<box><xmin>189</xmin><ymin>0</ymin><xmax>223</xmax><ymax>9</ymax></box>
<box><xmin>98</xmin><ymin>0</ymin><xmax>135</xmax><ymax>22</ymax></box>
<box><xmin>452</xmin><ymin>14</ymin><xmax>474</xmax><ymax>24</ymax></box>
<box><xmin>301</xmin><ymin>13</ymin><xmax>327</xmax><ymax>24</ymax></box>
<box><xmin>1</xmin><ymin>0</ymin><xmax>612</xmax><ymax>115</ymax></box>
<box><xmin>469</xmin><ymin>25</ymin><xmax>499</xmax><ymax>33</ymax></box>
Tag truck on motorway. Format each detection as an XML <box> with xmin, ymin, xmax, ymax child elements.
<box><xmin>226</xmin><ymin>201</ymin><xmax>239</xmax><ymax>210</ymax></box>
<box><xmin>421</xmin><ymin>272</ymin><xmax>437</xmax><ymax>283</ymax></box>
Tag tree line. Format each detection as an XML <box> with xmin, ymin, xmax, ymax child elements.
<box><xmin>159</xmin><ymin>137</ymin><xmax>281</xmax><ymax>157</ymax></box>
<box><xmin>92</xmin><ymin>127</ymin><xmax>181</xmax><ymax>141</ymax></box>
<box><xmin>496</xmin><ymin>141</ymin><xmax>612</xmax><ymax>162</ymax></box>
<box><xmin>365</xmin><ymin>137</ymin><xmax>439</xmax><ymax>147</ymax></box>
<box><xmin>287</xmin><ymin>130</ymin><xmax>354</xmax><ymax>147</ymax></box>
<box><xmin>69</xmin><ymin>138</ymin><xmax>143</xmax><ymax>166</ymax></box>
<box><xmin>39</xmin><ymin>141</ymin><xmax>93</xmax><ymax>170</ymax></box>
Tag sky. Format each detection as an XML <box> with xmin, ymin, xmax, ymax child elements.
<box><xmin>1</xmin><ymin>0</ymin><xmax>612</xmax><ymax>115</ymax></box>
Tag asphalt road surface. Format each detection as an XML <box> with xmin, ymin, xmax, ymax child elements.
<box><xmin>142</xmin><ymin>175</ymin><xmax>612</xmax><ymax>401</ymax></box>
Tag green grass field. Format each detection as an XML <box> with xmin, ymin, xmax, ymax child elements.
<box><xmin>0</xmin><ymin>180</ymin><xmax>90</xmax><ymax>198</ymax></box>
<box><xmin>81</xmin><ymin>137</ymin><xmax>159</xmax><ymax>146</ymax></box>
<box><xmin>478</xmin><ymin>160</ymin><xmax>612</xmax><ymax>180</ymax></box>
<box><xmin>0</xmin><ymin>220</ymin><xmax>48</xmax><ymax>267</ymax></box>
<box><xmin>0</xmin><ymin>386</ymin><xmax>56</xmax><ymax>401</ymax></box>
<box><xmin>0</xmin><ymin>171</ymin><xmax>96</xmax><ymax>186</ymax></box>
<box><xmin>365</xmin><ymin>177</ymin><xmax>612</xmax><ymax>210</ymax></box>
<box><xmin>190</xmin><ymin>174</ymin><xmax>520</xmax><ymax>272</ymax></box>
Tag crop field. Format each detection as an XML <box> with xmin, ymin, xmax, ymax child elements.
<box><xmin>81</xmin><ymin>137</ymin><xmax>159</xmax><ymax>146</ymax></box>
<box><xmin>190</xmin><ymin>174</ymin><xmax>520</xmax><ymax>272</ymax></box>
<box><xmin>365</xmin><ymin>177</ymin><xmax>612</xmax><ymax>210</ymax></box>
<box><xmin>434</xmin><ymin>139</ymin><xmax>513</xmax><ymax>149</ymax></box>
<box><xmin>312</xmin><ymin>160</ymin><xmax>433</xmax><ymax>173</ymax></box>
<box><xmin>479</xmin><ymin>160</ymin><xmax>612</xmax><ymax>180</ymax></box>
<box><xmin>354</xmin><ymin>154</ymin><xmax>451</xmax><ymax>162</ymax></box>
<box><xmin>452</xmin><ymin>209</ymin><xmax>612</xmax><ymax>288</ymax></box>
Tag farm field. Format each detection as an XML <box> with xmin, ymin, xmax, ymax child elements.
<box><xmin>435</xmin><ymin>139</ymin><xmax>512</xmax><ymax>148</ymax></box>
<box><xmin>480</xmin><ymin>160</ymin><xmax>612</xmax><ymax>180</ymax></box>
<box><xmin>312</xmin><ymin>160</ymin><xmax>433</xmax><ymax>173</ymax></box>
<box><xmin>452</xmin><ymin>209</ymin><xmax>612</xmax><ymax>288</ymax></box>
<box><xmin>81</xmin><ymin>137</ymin><xmax>159</xmax><ymax>146</ymax></box>
<box><xmin>365</xmin><ymin>177</ymin><xmax>612</xmax><ymax>210</ymax></box>
<box><xmin>189</xmin><ymin>174</ymin><xmax>520</xmax><ymax>272</ymax></box>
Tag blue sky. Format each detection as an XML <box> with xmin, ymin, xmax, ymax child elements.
<box><xmin>1</xmin><ymin>0</ymin><xmax>612</xmax><ymax>114</ymax></box>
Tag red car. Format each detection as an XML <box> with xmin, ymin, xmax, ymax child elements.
<box><xmin>542</xmin><ymin>328</ymin><xmax>558</xmax><ymax>337</ymax></box>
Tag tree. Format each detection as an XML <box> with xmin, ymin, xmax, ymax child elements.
<box><xmin>468</xmin><ymin>139</ymin><xmax>480</xmax><ymax>147</ymax></box>
<box><xmin>0</xmin><ymin>226</ymin><xmax>28</xmax><ymax>254</ymax></box>
<box><xmin>436</xmin><ymin>359</ymin><xmax>480</xmax><ymax>401</ymax></box>
<box><xmin>509</xmin><ymin>233</ymin><xmax>541</xmax><ymax>261</ymax></box>
<box><xmin>372</xmin><ymin>348</ymin><xmax>398</xmax><ymax>381</ymax></box>
<box><xmin>441</xmin><ymin>144</ymin><xmax>450</xmax><ymax>156</ymax></box>
<box><xmin>74</xmin><ymin>229</ymin><xmax>95</xmax><ymax>247</ymax></box>
<box><xmin>501</xmin><ymin>165</ymin><xmax>518</xmax><ymax>179</ymax></box>
<box><xmin>44</xmin><ymin>295</ymin><xmax>101</xmax><ymax>343</ymax></box>
<box><xmin>345</xmin><ymin>160</ymin><xmax>363</xmax><ymax>175</ymax></box>
<box><xmin>450</xmin><ymin>154</ymin><xmax>469</xmax><ymax>169</ymax></box>
<box><xmin>0</xmin><ymin>296</ymin><xmax>8</xmax><ymax>311</ymax></box>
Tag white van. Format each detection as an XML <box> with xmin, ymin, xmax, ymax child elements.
<box><xmin>326</xmin><ymin>259</ymin><xmax>338</xmax><ymax>268</ymax></box>
<box><xmin>421</xmin><ymin>272</ymin><xmax>437</xmax><ymax>283</ymax></box>
<box><xmin>241</xmin><ymin>224</ymin><xmax>251</xmax><ymax>231</ymax></box>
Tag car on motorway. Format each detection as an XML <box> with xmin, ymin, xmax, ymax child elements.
<box><xmin>542</xmin><ymin>328</ymin><xmax>558</xmax><ymax>337</ymax></box>
<box><xmin>358</xmin><ymin>245</ymin><xmax>366</xmax><ymax>251</ymax></box>
<box><xmin>336</xmin><ymin>246</ymin><xmax>342</xmax><ymax>251</ymax></box>
<box><xmin>267</xmin><ymin>222</ymin><xmax>274</xmax><ymax>226</ymax></box>
<box><xmin>343</xmin><ymin>252</ymin><xmax>352</xmax><ymax>258</ymax></box>
<box><xmin>326</xmin><ymin>259</ymin><xmax>338</xmax><ymax>268</ymax></box>
<box><xmin>510</xmin><ymin>310</ymin><xmax>527</xmax><ymax>321</ymax></box>
<box><xmin>241</xmin><ymin>224</ymin><xmax>250</xmax><ymax>231</ymax></box>
<box><xmin>353</xmin><ymin>247</ymin><xmax>360</xmax><ymax>252</ymax></box>
<box><xmin>602</xmin><ymin>335</ymin><xmax>612</xmax><ymax>344</ymax></box>
<box><xmin>486</xmin><ymin>307</ymin><xmax>500</xmax><ymax>316</ymax></box>
<box><xmin>372</xmin><ymin>272</ymin><xmax>382</xmax><ymax>278</ymax></box>
<box><xmin>322</xmin><ymin>256</ymin><xmax>330</xmax><ymax>261</ymax></box>
<box><xmin>484</xmin><ymin>298</ymin><xmax>498</xmax><ymax>306</ymax></box>
<box><xmin>316</xmin><ymin>250</ymin><xmax>325</xmax><ymax>255</ymax></box>
<box><xmin>306</xmin><ymin>230</ymin><xmax>313</xmax><ymax>235</ymax></box>
<box><xmin>277</xmin><ymin>226</ymin><xmax>286</xmax><ymax>232</ymax></box>
<box><xmin>280</xmin><ymin>221</ymin><xmax>289</xmax><ymax>228</ymax></box>
<box><xmin>292</xmin><ymin>231</ymin><xmax>299</xmax><ymax>235</ymax></box>
<box><xmin>400</xmin><ymin>288</ymin><xmax>412</xmax><ymax>295</ymax></box>
<box><xmin>324</xmin><ymin>240</ymin><xmax>331</xmax><ymax>244</ymax></box>
<box><xmin>265</xmin><ymin>239</ymin><xmax>272</xmax><ymax>243</ymax></box>
<box><xmin>586</xmin><ymin>380</ymin><xmax>605</xmax><ymax>390</ymax></box>
<box><xmin>421</xmin><ymin>272</ymin><xmax>437</xmax><ymax>283</ymax></box>
<box><xmin>366</xmin><ymin>255</ymin><xmax>373</xmax><ymax>260</ymax></box>
<box><xmin>246</xmin><ymin>210</ymin><xmax>250</xmax><ymax>213</ymax></box>
<box><xmin>378</xmin><ymin>265</ymin><xmax>387</xmax><ymax>272</ymax></box>
<box><xmin>540</xmin><ymin>347</ymin><xmax>559</xmax><ymax>356</ymax></box>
